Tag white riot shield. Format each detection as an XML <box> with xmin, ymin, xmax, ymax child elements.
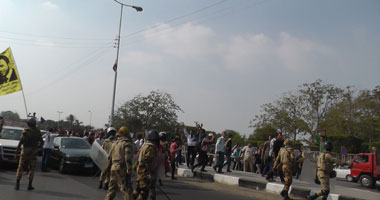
<box><xmin>90</xmin><ymin>141</ymin><xmax>109</xmax><ymax>172</ymax></box>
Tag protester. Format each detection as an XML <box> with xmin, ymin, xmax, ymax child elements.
<box><xmin>254</xmin><ymin>148</ymin><xmax>262</xmax><ymax>174</ymax></box>
<box><xmin>192</xmin><ymin>133</ymin><xmax>214</xmax><ymax>172</ymax></box>
<box><xmin>41</xmin><ymin>128</ymin><xmax>57</xmax><ymax>172</ymax></box>
<box><xmin>213</xmin><ymin>132</ymin><xmax>226</xmax><ymax>174</ymax></box>
<box><xmin>241</xmin><ymin>142</ymin><xmax>255</xmax><ymax>172</ymax></box>
<box><xmin>170</xmin><ymin>138</ymin><xmax>182</xmax><ymax>180</ymax></box>
<box><xmin>232</xmin><ymin>146</ymin><xmax>242</xmax><ymax>171</ymax></box>
<box><xmin>261</xmin><ymin>136</ymin><xmax>273</xmax><ymax>176</ymax></box>
<box><xmin>184</xmin><ymin>127</ymin><xmax>198</xmax><ymax>168</ymax></box>
<box><xmin>156</xmin><ymin>132</ymin><xmax>168</xmax><ymax>186</ymax></box>
<box><xmin>223</xmin><ymin>134</ymin><xmax>233</xmax><ymax>172</ymax></box>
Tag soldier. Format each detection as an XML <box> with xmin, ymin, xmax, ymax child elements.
<box><xmin>99</xmin><ymin>127</ymin><xmax>117</xmax><ymax>190</ymax></box>
<box><xmin>14</xmin><ymin>116</ymin><xmax>44</xmax><ymax>190</ymax></box>
<box><xmin>105</xmin><ymin>126</ymin><xmax>135</xmax><ymax>200</ymax></box>
<box><xmin>272</xmin><ymin>138</ymin><xmax>294</xmax><ymax>200</ymax></box>
<box><xmin>307</xmin><ymin>141</ymin><xmax>346</xmax><ymax>200</ymax></box>
<box><xmin>135</xmin><ymin>130</ymin><xmax>159</xmax><ymax>200</ymax></box>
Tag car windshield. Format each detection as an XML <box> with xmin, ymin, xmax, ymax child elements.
<box><xmin>61</xmin><ymin>138</ymin><xmax>91</xmax><ymax>149</ymax></box>
<box><xmin>0</xmin><ymin>128</ymin><xmax>23</xmax><ymax>140</ymax></box>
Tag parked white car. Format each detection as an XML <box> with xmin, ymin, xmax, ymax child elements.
<box><xmin>334</xmin><ymin>165</ymin><xmax>352</xmax><ymax>181</ymax></box>
<box><xmin>0</xmin><ymin>126</ymin><xmax>24</xmax><ymax>163</ymax></box>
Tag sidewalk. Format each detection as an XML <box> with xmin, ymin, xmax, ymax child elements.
<box><xmin>176</xmin><ymin>165</ymin><xmax>378</xmax><ymax>200</ymax></box>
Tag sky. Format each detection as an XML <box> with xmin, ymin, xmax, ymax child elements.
<box><xmin>0</xmin><ymin>0</ymin><xmax>379</xmax><ymax>136</ymax></box>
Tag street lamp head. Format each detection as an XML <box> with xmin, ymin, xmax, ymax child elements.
<box><xmin>132</xmin><ymin>6</ymin><xmax>143</xmax><ymax>12</ymax></box>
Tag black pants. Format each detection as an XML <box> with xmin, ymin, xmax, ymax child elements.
<box><xmin>187</xmin><ymin>146</ymin><xmax>197</xmax><ymax>167</ymax></box>
<box><xmin>192</xmin><ymin>151</ymin><xmax>208</xmax><ymax>170</ymax></box>
<box><xmin>171</xmin><ymin>158</ymin><xmax>176</xmax><ymax>178</ymax></box>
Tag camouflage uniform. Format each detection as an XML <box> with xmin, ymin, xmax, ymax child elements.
<box><xmin>16</xmin><ymin>127</ymin><xmax>43</xmax><ymax>182</ymax></box>
<box><xmin>315</xmin><ymin>152</ymin><xmax>344</xmax><ymax>199</ymax></box>
<box><xmin>273</xmin><ymin>139</ymin><xmax>294</xmax><ymax>200</ymax></box>
<box><xmin>100</xmin><ymin>138</ymin><xmax>115</xmax><ymax>186</ymax></box>
<box><xmin>135</xmin><ymin>141</ymin><xmax>158</xmax><ymax>200</ymax></box>
<box><xmin>105</xmin><ymin>136</ymin><xmax>135</xmax><ymax>200</ymax></box>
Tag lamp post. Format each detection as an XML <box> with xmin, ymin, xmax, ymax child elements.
<box><xmin>110</xmin><ymin>0</ymin><xmax>143</xmax><ymax>127</ymax></box>
<box><xmin>57</xmin><ymin>111</ymin><xmax>63</xmax><ymax>128</ymax></box>
<box><xmin>88</xmin><ymin>110</ymin><xmax>92</xmax><ymax>128</ymax></box>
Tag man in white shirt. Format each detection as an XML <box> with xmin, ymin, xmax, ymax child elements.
<box><xmin>184</xmin><ymin>128</ymin><xmax>199</xmax><ymax>168</ymax></box>
<box><xmin>242</xmin><ymin>142</ymin><xmax>255</xmax><ymax>172</ymax></box>
<box><xmin>41</xmin><ymin>128</ymin><xmax>58</xmax><ymax>172</ymax></box>
<box><xmin>213</xmin><ymin>132</ymin><xmax>225</xmax><ymax>174</ymax></box>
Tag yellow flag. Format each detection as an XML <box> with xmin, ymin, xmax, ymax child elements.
<box><xmin>0</xmin><ymin>48</ymin><xmax>22</xmax><ymax>96</ymax></box>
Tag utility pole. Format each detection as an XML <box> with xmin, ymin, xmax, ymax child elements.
<box><xmin>110</xmin><ymin>0</ymin><xmax>143</xmax><ymax>127</ymax></box>
<box><xmin>57</xmin><ymin>111</ymin><xmax>63</xmax><ymax>129</ymax></box>
<box><xmin>88</xmin><ymin>110</ymin><xmax>92</xmax><ymax>128</ymax></box>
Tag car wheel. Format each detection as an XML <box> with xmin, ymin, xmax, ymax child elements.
<box><xmin>359</xmin><ymin>175</ymin><xmax>374</xmax><ymax>188</ymax></box>
<box><xmin>346</xmin><ymin>175</ymin><xmax>353</xmax><ymax>182</ymax></box>
<box><xmin>59</xmin><ymin>159</ymin><xmax>67</xmax><ymax>174</ymax></box>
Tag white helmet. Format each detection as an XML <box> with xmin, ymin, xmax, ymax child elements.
<box><xmin>107</xmin><ymin>127</ymin><xmax>116</xmax><ymax>133</ymax></box>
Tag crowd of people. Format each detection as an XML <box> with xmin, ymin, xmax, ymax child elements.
<box><xmin>0</xmin><ymin>115</ymin><xmax>347</xmax><ymax>200</ymax></box>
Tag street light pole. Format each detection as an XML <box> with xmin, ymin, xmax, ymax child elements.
<box><xmin>110</xmin><ymin>0</ymin><xmax>143</xmax><ymax>127</ymax></box>
<box><xmin>57</xmin><ymin>111</ymin><xmax>63</xmax><ymax>129</ymax></box>
<box><xmin>88</xmin><ymin>110</ymin><xmax>92</xmax><ymax>128</ymax></box>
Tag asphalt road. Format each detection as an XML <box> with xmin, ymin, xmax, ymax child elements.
<box><xmin>0</xmin><ymin>161</ymin><xmax>286</xmax><ymax>200</ymax></box>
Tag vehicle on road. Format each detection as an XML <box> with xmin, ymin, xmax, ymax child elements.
<box><xmin>0</xmin><ymin>126</ymin><xmax>23</xmax><ymax>163</ymax></box>
<box><xmin>350</xmin><ymin>149</ymin><xmax>380</xmax><ymax>188</ymax></box>
<box><xmin>334</xmin><ymin>165</ymin><xmax>352</xmax><ymax>181</ymax></box>
<box><xmin>48</xmin><ymin>136</ymin><xmax>96</xmax><ymax>174</ymax></box>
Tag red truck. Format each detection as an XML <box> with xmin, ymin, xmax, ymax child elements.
<box><xmin>350</xmin><ymin>149</ymin><xmax>380</xmax><ymax>188</ymax></box>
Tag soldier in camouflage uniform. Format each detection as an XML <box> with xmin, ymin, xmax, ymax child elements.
<box><xmin>105</xmin><ymin>126</ymin><xmax>135</xmax><ymax>200</ymax></box>
<box><xmin>308</xmin><ymin>141</ymin><xmax>346</xmax><ymax>200</ymax></box>
<box><xmin>272</xmin><ymin>139</ymin><xmax>294</xmax><ymax>200</ymax></box>
<box><xmin>15</xmin><ymin>117</ymin><xmax>44</xmax><ymax>190</ymax></box>
<box><xmin>134</xmin><ymin>130</ymin><xmax>158</xmax><ymax>200</ymax></box>
<box><xmin>99</xmin><ymin>127</ymin><xmax>117</xmax><ymax>190</ymax></box>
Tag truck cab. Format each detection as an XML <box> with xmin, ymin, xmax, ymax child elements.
<box><xmin>0</xmin><ymin>126</ymin><xmax>24</xmax><ymax>163</ymax></box>
<box><xmin>350</xmin><ymin>150</ymin><xmax>380</xmax><ymax>188</ymax></box>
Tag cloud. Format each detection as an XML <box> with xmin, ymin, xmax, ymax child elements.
<box><xmin>222</xmin><ymin>32</ymin><xmax>334</xmax><ymax>70</ymax></box>
<box><xmin>143</xmin><ymin>23</ymin><xmax>215</xmax><ymax>58</ymax></box>
<box><xmin>41</xmin><ymin>1</ymin><xmax>58</xmax><ymax>9</ymax></box>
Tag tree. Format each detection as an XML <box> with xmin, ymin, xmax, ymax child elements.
<box><xmin>224</xmin><ymin>129</ymin><xmax>246</xmax><ymax>147</ymax></box>
<box><xmin>66</xmin><ymin>114</ymin><xmax>76</xmax><ymax>125</ymax></box>
<box><xmin>299</xmin><ymin>79</ymin><xmax>344</xmax><ymax>135</ymax></box>
<box><xmin>114</xmin><ymin>90</ymin><xmax>183</xmax><ymax>132</ymax></box>
<box><xmin>0</xmin><ymin>110</ymin><xmax>21</xmax><ymax>122</ymax></box>
<box><xmin>249</xmin><ymin>124</ymin><xmax>277</xmax><ymax>141</ymax></box>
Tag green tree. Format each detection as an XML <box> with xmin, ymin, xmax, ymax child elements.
<box><xmin>224</xmin><ymin>129</ymin><xmax>246</xmax><ymax>147</ymax></box>
<box><xmin>114</xmin><ymin>90</ymin><xmax>183</xmax><ymax>132</ymax></box>
<box><xmin>250</xmin><ymin>124</ymin><xmax>277</xmax><ymax>141</ymax></box>
<box><xmin>0</xmin><ymin>110</ymin><xmax>21</xmax><ymax>122</ymax></box>
<box><xmin>66</xmin><ymin>114</ymin><xmax>76</xmax><ymax>125</ymax></box>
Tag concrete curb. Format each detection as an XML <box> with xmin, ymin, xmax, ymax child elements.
<box><xmin>176</xmin><ymin>167</ymin><xmax>366</xmax><ymax>200</ymax></box>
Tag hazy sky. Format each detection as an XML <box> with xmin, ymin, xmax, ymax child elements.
<box><xmin>0</xmin><ymin>0</ymin><xmax>379</xmax><ymax>136</ymax></box>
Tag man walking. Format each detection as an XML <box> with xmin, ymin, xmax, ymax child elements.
<box><xmin>307</xmin><ymin>141</ymin><xmax>346</xmax><ymax>200</ymax></box>
<box><xmin>99</xmin><ymin>127</ymin><xmax>117</xmax><ymax>190</ymax></box>
<box><xmin>241</xmin><ymin>142</ymin><xmax>255</xmax><ymax>172</ymax></box>
<box><xmin>15</xmin><ymin>116</ymin><xmax>44</xmax><ymax>190</ymax></box>
<box><xmin>105</xmin><ymin>126</ymin><xmax>135</xmax><ymax>200</ymax></box>
<box><xmin>223</xmin><ymin>134</ymin><xmax>233</xmax><ymax>172</ymax></box>
<box><xmin>273</xmin><ymin>139</ymin><xmax>294</xmax><ymax>200</ymax></box>
<box><xmin>192</xmin><ymin>133</ymin><xmax>214</xmax><ymax>172</ymax></box>
<box><xmin>213</xmin><ymin>132</ymin><xmax>225</xmax><ymax>174</ymax></box>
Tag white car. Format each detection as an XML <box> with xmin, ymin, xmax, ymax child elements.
<box><xmin>334</xmin><ymin>165</ymin><xmax>352</xmax><ymax>181</ymax></box>
<box><xmin>0</xmin><ymin>126</ymin><xmax>24</xmax><ymax>163</ymax></box>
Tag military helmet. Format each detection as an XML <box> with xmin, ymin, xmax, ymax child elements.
<box><xmin>147</xmin><ymin>130</ymin><xmax>159</xmax><ymax>142</ymax></box>
<box><xmin>324</xmin><ymin>141</ymin><xmax>333</xmax><ymax>151</ymax></box>
<box><xmin>27</xmin><ymin>117</ymin><xmax>37</xmax><ymax>127</ymax></box>
<box><xmin>107</xmin><ymin>127</ymin><xmax>116</xmax><ymax>133</ymax></box>
<box><xmin>284</xmin><ymin>138</ymin><xmax>291</xmax><ymax>146</ymax></box>
<box><xmin>107</xmin><ymin>127</ymin><xmax>117</xmax><ymax>138</ymax></box>
<box><xmin>159</xmin><ymin>131</ymin><xmax>167</xmax><ymax>141</ymax></box>
<box><xmin>117</xmin><ymin>126</ymin><xmax>130</xmax><ymax>137</ymax></box>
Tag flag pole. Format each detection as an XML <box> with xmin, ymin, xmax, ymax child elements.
<box><xmin>9</xmin><ymin>48</ymin><xmax>29</xmax><ymax>118</ymax></box>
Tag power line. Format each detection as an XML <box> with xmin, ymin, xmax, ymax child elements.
<box><xmin>0</xmin><ymin>35</ymin><xmax>113</xmax><ymax>46</ymax></box>
<box><xmin>0</xmin><ymin>39</ymin><xmax>113</xmax><ymax>48</ymax></box>
<box><xmin>26</xmin><ymin>47</ymin><xmax>112</xmax><ymax>96</ymax></box>
<box><xmin>120</xmin><ymin>0</ymin><xmax>230</xmax><ymax>39</ymax></box>
<box><xmin>0</xmin><ymin>30</ymin><xmax>112</xmax><ymax>41</ymax></box>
